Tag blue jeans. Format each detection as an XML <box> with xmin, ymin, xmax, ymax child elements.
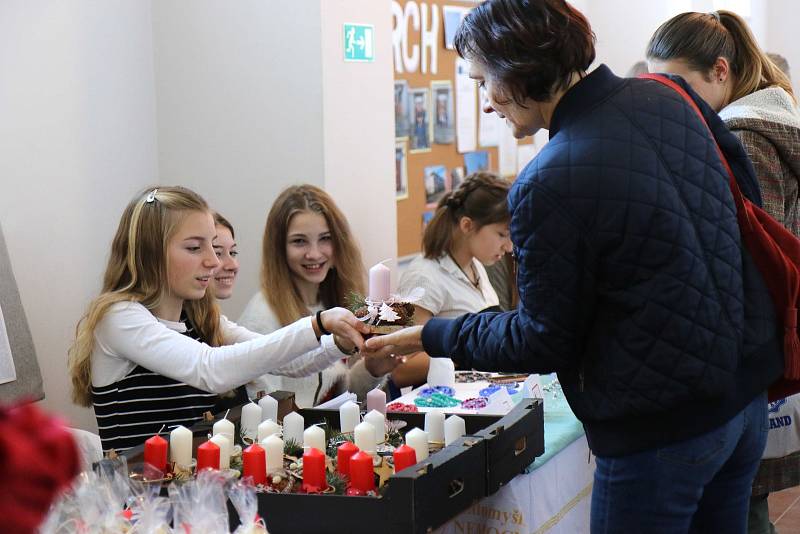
<box><xmin>591</xmin><ymin>393</ymin><xmax>768</xmax><ymax>533</ymax></box>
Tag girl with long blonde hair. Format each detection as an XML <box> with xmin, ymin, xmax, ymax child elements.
<box><xmin>239</xmin><ymin>185</ymin><xmax>391</xmax><ymax>407</ymax></box>
<box><xmin>68</xmin><ymin>186</ymin><xmax>369</xmax><ymax>452</ymax></box>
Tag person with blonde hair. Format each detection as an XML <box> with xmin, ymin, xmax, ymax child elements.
<box><xmin>238</xmin><ymin>185</ymin><xmax>393</xmax><ymax>407</ymax></box>
<box><xmin>69</xmin><ymin>186</ymin><xmax>371</xmax><ymax>452</ymax></box>
<box><xmin>390</xmin><ymin>172</ymin><xmax>512</xmax><ymax>389</ymax></box>
<box><xmin>647</xmin><ymin>11</ymin><xmax>800</xmax><ymax>534</ymax></box>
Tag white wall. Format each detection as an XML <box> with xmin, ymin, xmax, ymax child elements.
<box><xmin>320</xmin><ymin>0</ymin><xmax>397</xmax><ymax>278</ymax></box>
<box><xmin>0</xmin><ymin>1</ymin><xmax>158</xmax><ymax>430</ymax></box>
<box><xmin>152</xmin><ymin>0</ymin><xmax>328</xmax><ymax>318</ymax></box>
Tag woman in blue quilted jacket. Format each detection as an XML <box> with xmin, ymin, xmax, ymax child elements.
<box><xmin>364</xmin><ymin>1</ymin><xmax>783</xmax><ymax>532</ymax></box>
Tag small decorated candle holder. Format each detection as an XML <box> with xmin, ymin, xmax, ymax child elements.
<box><xmin>349</xmin><ymin>261</ymin><xmax>425</xmax><ymax>335</ymax></box>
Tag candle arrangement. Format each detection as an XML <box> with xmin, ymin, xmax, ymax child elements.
<box><xmin>348</xmin><ymin>260</ymin><xmax>425</xmax><ymax>334</ymax></box>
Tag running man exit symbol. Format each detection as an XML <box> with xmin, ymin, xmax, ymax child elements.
<box><xmin>344</xmin><ymin>23</ymin><xmax>374</xmax><ymax>62</ymax></box>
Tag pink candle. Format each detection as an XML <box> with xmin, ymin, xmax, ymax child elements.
<box><xmin>302</xmin><ymin>447</ymin><xmax>327</xmax><ymax>493</ymax></box>
<box><xmin>243</xmin><ymin>444</ymin><xmax>267</xmax><ymax>485</ymax></box>
<box><xmin>144</xmin><ymin>434</ymin><xmax>168</xmax><ymax>472</ymax></box>
<box><xmin>366</xmin><ymin>388</ymin><xmax>387</xmax><ymax>415</ymax></box>
<box><xmin>348</xmin><ymin>451</ymin><xmax>375</xmax><ymax>494</ymax></box>
<box><xmin>393</xmin><ymin>444</ymin><xmax>417</xmax><ymax>473</ymax></box>
<box><xmin>196</xmin><ymin>440</ymin><xmax>220</xmax><ymax>471</ymax></box>
<box><xmin>337</xmin><ymin>441</ymin><xmax>360</xmax><ymax>477</ymax></box>
<box><xmin>368</xmin><ymin>262</ymin><xmax>391</xmax><ymax>302</ymax></box>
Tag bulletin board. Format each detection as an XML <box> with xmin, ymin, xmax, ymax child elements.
<box><xmin>393</xmin><ymin>0</ymin><xmax>536</xmax><ymax>257</ymax></box>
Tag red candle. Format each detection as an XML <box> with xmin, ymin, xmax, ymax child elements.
<box><xmin>337</xmin><ymin>441</ymin><xmax>359</xmax><ymax>477</ymax></box>
<box><xmin>196</xmin><ymin>440</ymin><xmax>220</xmax><ymax>471</ymax></box>
<box><xmin>348</xmin><ymin>451</ymin><xmax>375</xmax><ymax>493</ymax></box>
<box><xmin>242</xmin><ymin>444</ymin><xmax>267</xmax><ymax>485</ymax></box>
<box><xmin>144</xmin><ymin>434</ymin><xmax>168</xmax><ymax>472</ymax></box>
<box><xmin>393</xmin><ymin>444</ymin><xmax>417</xmax><ymax>473</ymax></box>
<box><xmin>302</xmin><ymin>447</ymin><xmax>327</xmax><ymax>493</ymax></box>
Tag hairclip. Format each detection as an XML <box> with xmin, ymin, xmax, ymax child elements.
<box><xmin>709</xmin><ymin>11</ymin><xmax>720</xmax><ymax>22</ymax></box>
<box><xmin>145</xmin><ymin>189</ymin><xmax>158</xmax><ymax>203</ymax></box>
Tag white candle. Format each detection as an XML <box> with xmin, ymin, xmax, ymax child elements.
<box><xmin>366</xmin><ymin>388</ymin><xmax>387</xmax><ymax>415</ymax></box>
<box><xmin>258</xmin><ymin>395</ymin><xmax>278</xmax><ymax>423</ymax></box>
<box><xmin>444</xmin><ymin>415</ymin><xmax>466</xmax><ymax>446</ymax></box>
<box><xmin>262</xmin><ymin>434</ymin><xmax>284</xmax><ymax>473</ymax></box>
<box><xmin>427</xmin><ymin>357</ymin><xmax>456</xmax><ymax>388</ymax></box>
<box><xmin>424</xmin><ymin>411</ymin><xmax>446</xmax><ymax>444</ymax></box>
<box><xmin>240</xmin><ymin>402</ymin><xmax>262</xmax><ymax>442</ymax></box>
<box><xmin>258</xmin><ymin>419</ymin><xmax>281</xmax><ymax>442</ymax></box>
<box><xmin>405</xmin><ymin>427</ymin><xmax>429</xmax><ymax>461</ymax></box>
<box><xmin>282</xmin><ymin>412</ymin><xmax>304</xmax><ymax>445</ymax></box>
<box><xmin>209</xmin><ymin>433</ymin><xmax>231</xmax><ymax>469</ymax></box>
<box><xmin>364</xmin><ymin>409</ymin><xmax>385</xmax><ymax>444</ymax></box>
<box><xmin>304</xmin><ymin>425</ymin><xmax>326</xmax><ymax>454</ymax></box>
<box><xmin>212</xmin><ymin>418</ymin><xmax>235</xmax><ymax>444</ymax></box>
<box><xmin>368</xmin><ymin>262</ymin><xmax>391</xmax><ymax>302</ymax></box>
<box><xmin>354</xmin><ymin>421</ymin><xmax>377</xmax><ymax>456</ymax></box>
<box><xmin>339</xmin><ymin>400</ymin><xmax>360</xmax><ymax>434</ymax></box>
<box><xmin>169</xmin><ymin>425</ymin><xmax>193</xmax><ymax>467</ymax></box>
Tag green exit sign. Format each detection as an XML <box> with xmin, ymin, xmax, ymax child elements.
<box><xmin>343</xmin><ymin>23</ymin><xmax>374</xmax><ymax>62</ymax></box>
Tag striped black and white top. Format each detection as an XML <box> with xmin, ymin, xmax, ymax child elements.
<box><xmin>89</xmin><ymin>301</ymin><xmax>347</xmax><ymax>452</ymax></box>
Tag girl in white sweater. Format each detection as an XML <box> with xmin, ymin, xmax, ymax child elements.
<box><xmin>68</xmin><ymin>186</ymin><xmax>370</xmax><ymax>452</ymax></box>
<box><xmin>239</xmin><ymin>185</ymin><xmax>390</xmax><ymax>407</ymax></box>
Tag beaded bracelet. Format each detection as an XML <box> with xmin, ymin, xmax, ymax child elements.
<box><xmin>461</xmin><ymin>397</ymin><xmax>488</xmax><ymax>410</ymax></box>
<box><xmin>414</xmin><ymin>392</ymin><xmax>460</xmax><ymax>408</ymax></box>
<box><xmin>479</xmin><ymin>384</ymin><xmax>519</xmax><ymax>397</ymax></box>
<box><xmin>455</xmin><ymin>371</ymin><xmax>491</xmax><ymax>383</ymax></box>
<box><xmin>386</xmin><ymin>402</ymin><xmax>418</xmax><ymax>413</ymax></box>
<box><xmin>417</xmin><ymin>385</ymin><xmax>455</xmax><ymax>398</ymax></box>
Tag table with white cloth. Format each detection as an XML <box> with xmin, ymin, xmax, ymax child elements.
<box><xmin>396</xmin><ymin>375</ymin><xmax>595</xmax><ymax>534</ymax></box>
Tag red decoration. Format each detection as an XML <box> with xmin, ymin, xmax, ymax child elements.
<box><xmin>337</xmin><ymin>441</ymin><xmax>359</xmax><ymax>478</ymax></box>
<box><xmin>386</xmin><ymin>402</ymin><xmax>418</xmax><ymax>412</ymax></box>
<box><xmin>393</xmin><ymin>444</ymin><xmax>417</xmax><ymax>473</ymax></box>
<box><xmin>144</xmin><ymin>434</ymin><xmax>168</xmax><ymax>472</ymax></box>
<box><xmin>242</xmin><ymin>444</ymin><xmax>267</xmax><ymax>485</ymax></box>
<box><xmin>348</xmin><ymin>451</ymin><xmax>375</xmax><ymax>493</ymax></box>
<box><xmin>302</xmin><ymin>447</ymin><xmax>327</xmax><ymax>493</ymax></box>
<box><xmin>196</xmin><ymin>440</ymin><xmax>220</xmax><ymax>471</ymax></box>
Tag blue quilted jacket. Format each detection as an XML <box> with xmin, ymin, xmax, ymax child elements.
<box><xmin>423</xmin><ymin>65</ymin><xmax>783</xmax><ymax>456</ymax></box>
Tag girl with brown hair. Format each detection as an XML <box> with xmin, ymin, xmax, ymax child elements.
<box><xmin>68</xmin><ymin>186</ymin><xmax>369</xmax><ymax>452</ymax></box>
<box><xmin>648</xmin><ymin>11</ymin><xmax>800</xmax><ymax>534</ymax></box>
<box><xmin>391</xmin><ymin>172</ymin><xmax>512</xmax><ymax>388</ymax></box>
<box><xmin>238</xmin><ymin>185</ymin><xmax>390</xmax><ymax>407</ymax></box>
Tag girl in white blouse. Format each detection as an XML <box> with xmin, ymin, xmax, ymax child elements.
<box><xmin>68</xmin><ymin>186</ymin><xmax>371</xmax><ymax>451</ymax></box>
<box><xmin>392</xmin><ymin>172</ymin><xmax>513</xmax><ymax>388</ymax></box>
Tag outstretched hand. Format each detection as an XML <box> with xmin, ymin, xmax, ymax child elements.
<box><xmin>362</xmin><ymin>325</ymin><xmax>425</xmax><ymax>359</ymax></box>
<box><xmin>318</xmin><ymin>307</ymin><xmax>371</xmax><ymax>351</ymax></box>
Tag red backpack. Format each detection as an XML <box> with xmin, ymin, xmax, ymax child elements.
<box><xmin>641</xmin><ymin>73</ymin><xmax>800</xmax><ymax>401</ymax></box>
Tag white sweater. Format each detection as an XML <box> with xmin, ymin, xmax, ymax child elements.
<box><xmin>238</xmin><ymin>291</ymin><xmax>383</xmax><ymax>407</ymax></box>
<box><xmin>91</xmin><ymin>301</ymin><xmax>346</xmax><ymax>393</ymax></box>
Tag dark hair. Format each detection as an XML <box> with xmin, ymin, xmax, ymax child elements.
<box><xmin>213</xmin><ymin>212</ymin><xmax>235</xmax><ymax>239</ymax></box>
<box><xmin>646</xmin><ymin>11</ymin><xmax>794</xmax><ymax>103</ymax></box>
<box><xmin>454</xmin><ymin>0</ymin><xmax>595</xmax><ymax>104</ymax></box>
<box><xmin>423</xmin><ymin>172</ymin><xmax>510</xmax><ymax>260</ymax></box>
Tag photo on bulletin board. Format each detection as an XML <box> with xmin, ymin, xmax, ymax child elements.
<box><xmin>422</xmin><ymin>210</ymin><xmax>435</xmax><ymax>229</ymax></box>
<box><xmin>424</xmin><ymin>164</ymin><xmax>449</xmax><ymax>208</ymax></box>
<box><xmin>464</xmin><ymin>150</ymin><xmax>489</xmax><ymax>174</ymax></box>
<box><xmin>408</xmin><ymin>88</ymin><xmax>432</xmax><ymax>153</ymax></box>
<box><xmin>431</xmin><ymin>80</ymin><xmax>455</xmax><ymax>145</ymax></box>
<box><xmin>451</xmin><ymin>166</ymin><xmax>465</xmax><ymax>190</ymax></box>
<box><xmin>394</xmin><ymin>80</ymin><xmax>410</xmax><ymax>139</ymax></box>
<box><xmin>395</xmin><ymin>140</ymin><xmax>409</xmax><ymax>200</ymax></box>
<box><xmin>443</xmin><ymin>6</ymin><xmax>470</xmax><ymax>50</ymax></box>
